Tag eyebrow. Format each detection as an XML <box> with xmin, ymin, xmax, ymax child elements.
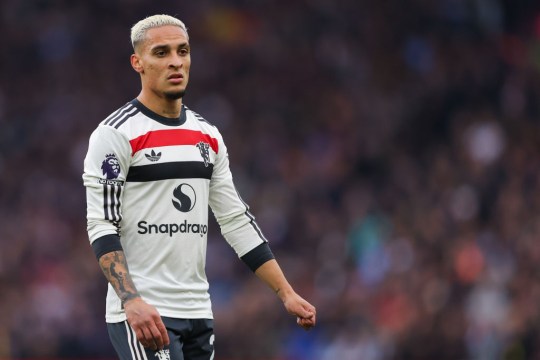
<box><xmin>150</xmin><ymin>42</ymin><xmax>190</xmax><ymax>51</ymax></box>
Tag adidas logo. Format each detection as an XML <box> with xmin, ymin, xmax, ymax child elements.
<box><xmin>145</xmin><ymin>150</ymin><xmax>162</xmax><ymax>162</ymax></box>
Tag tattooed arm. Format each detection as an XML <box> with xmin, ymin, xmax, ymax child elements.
<box><xmin>98</xmin><ymin>250</ymin><xmax>170</xmax><ymax>350</ymax></box>
<box><xmin>98</xmin><ymin>251</ymin><xmax>141</xmax><ymax>304</ymax></box>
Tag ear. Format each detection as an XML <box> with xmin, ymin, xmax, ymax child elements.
<box><xmin>131</xmin><ymin>54</ymin><xmax>144</xmax><ymax>73</ymax></box>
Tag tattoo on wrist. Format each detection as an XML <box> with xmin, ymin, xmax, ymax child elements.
<box><xmin>121</xmin><ymin>292</ymin><xmax>141</xmax><ymax>305</ymax></box>
<box><xmin>99</xmin><ymin>251</ymin><xmax>140</xmax><ymax>305</ymax></box>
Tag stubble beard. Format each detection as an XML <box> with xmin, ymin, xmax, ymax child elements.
<box><xmin>164</xmin><ymin>89</ymin><xmax>186</xmax><ymax>100</ymax></box>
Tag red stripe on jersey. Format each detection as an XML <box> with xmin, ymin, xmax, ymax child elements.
<box><xmin>129</xmin><ymin>129</ymin><xmax>219</xmax><ymax>155</ymax></box>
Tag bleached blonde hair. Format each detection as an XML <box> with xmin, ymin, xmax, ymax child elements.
<box><xmin>130</xmin><ymin>14</ymin><xmax>188</xmax><ymax>51</ymax></box>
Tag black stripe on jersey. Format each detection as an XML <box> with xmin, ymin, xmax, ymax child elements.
<box><xmin>103</xmin><ymin>103</ymin><xmax>129</xmax><ymax>125</ymax></box>
<box><xmin>185</xmin><ymin>106</ymin><xmax>215</xmax><ymax>127</ymax></box>
<box><xmin>104</xmin><ymin>103</ymin><xmax>132</xmax><ymax>126</ymax></box>
<box><xmin>126</xmin><ymin>161</ymin><xmax>213</xmax><ymax>182</ymax></box>
<box><xmin>111</xmin><ymin>106</ymin><xmax>139</xmax><ymax>129</ymax></box>
<box><xmin>246</xmin><ymin>211</ymin><xmax>268</xmax><ymax>242</ymax></box>
<box><xmin>234</xmin><ymin>187</ymin><xmax>268</xmax><ymax>242</ymax></box>
<box><xmin>114</xmin><ymin>107</ymin><xmax>140</xmax><ymax>129</ymax></box>
<box><xmin>109</xmin><ymin>185</ymin><xmax>116</xmax><ymax>221</ymax></box>
<box><xmin>103</xmin><ymin>184</ymin><xmax>123</xmax><ymax>222</ymax></box>
<box><xmin>114</xmin><ymin>186</ymin><xmax>122</xmax><ymax>222</ymax></box>
<box><xmin>103</xmin><ymin>184</ymin><xmax>110</xmax><ymax>220</ymax></box>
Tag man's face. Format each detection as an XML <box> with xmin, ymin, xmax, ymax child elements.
<box><xmin>132</xmin><ymin>25</ymin><xmax>191</xmax><ymax>100</ymax></box>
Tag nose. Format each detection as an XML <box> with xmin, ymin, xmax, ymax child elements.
<box><xmin>169</xmin><ymin>53</ymin><xmax>183</xmax><ymax>69</ymax></box>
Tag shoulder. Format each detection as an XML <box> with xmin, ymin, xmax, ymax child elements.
<box><xmin>183</xmin><ymin>105</ymin><xmax>224</xmax><ymax>141</ymax></box>
<box><xmin>99</xmin><ymin>100</ymin><xmax>142</xmax><ymax>130</ymax></box>
<box><xmin>90</xmin><ymin>102</ymin><xmax>139</xmax><ymax>145</ymax></box>
<box><xmin>184</xmin><ymin>105</ymin><xmax>217</xmax><ymax>128</ymax></box>
<box><xmin>183</xmin><ymin>105</ymin><xmax>227</xmax><ymax>156</ymax></box>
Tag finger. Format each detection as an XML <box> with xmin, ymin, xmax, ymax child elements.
<box><xmin>297</xmin><ymin>317</ymin><xmax>312</xmax><ymax>330</ymax></box>
<box><xmin>149</xmin><ymin>317</ymin><xmax>170</xmax><ymax>350</ymax></box>
<box><xmin>141</xmin><ymin>327</ymin><xmax>157</xmax><ymax>350</ymax></box>
<box><xmin>149</xmin><ymin>324</ymin><xmax>165</xmax><ymax>350</ymax></box>
<box><xmin>156</xmin><ymin>319</ymin><xmax>170</xmax><ymax>346</ymax></box>
<box><xmin>297</xmin><ymin>301</ymin><xmax>315</xmax><ymax>318</ymax></box>
<box><xmin>298</xmin><ymin>317</ymin><xmax>315</xmax><ymax>330</ymax></box>
<box><xmin>133</xmin><ymin>327</ymin><xmax>148</xmax><ymax>348</ymax></box>
<box><xmin>302</xmin><ymin>302</ymin><xmax>316</xmax><ymax>315</ymax></box>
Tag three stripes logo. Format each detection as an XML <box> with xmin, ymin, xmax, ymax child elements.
<box><xmin>104</xmin><ymin>103</ymin><xmax>140</xmax><ymax>129</ymax></box>
<box><xmin>102</xmin><ymin>179</ymin><xmax>122</xmax><ymax>223</ymax></box>
<box><xmin>145</xmin><ymin>149</ymin><xmax>162</xmax><ymax>162</ymax></box>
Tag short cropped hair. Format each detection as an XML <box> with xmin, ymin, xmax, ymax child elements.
<box><xmin>130</xmin><ymin>14</ymin><xmax>188</xmax><ymax>51</ymax></box>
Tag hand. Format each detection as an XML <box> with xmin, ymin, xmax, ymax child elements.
<box><xmin>281</xmin><ymin>291</ymin><xmax>317</xmax><ymax>330</ymax></box>
<box><xmin>124</xmin><ymin>297</ymin><xmax>170</xmax><ymax>350</ymax></box>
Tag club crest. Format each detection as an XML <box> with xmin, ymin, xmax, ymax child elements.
<box><xmin>155</xmin><ymin>349</ymin><xmax>170</xmax><ymax>360</ymax></box>
<box><xmin>196</xmin><ymin>142</ymin><xmax>210</xmax><ymax>167</ymax></box>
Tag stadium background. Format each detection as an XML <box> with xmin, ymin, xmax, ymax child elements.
<box><xmin>1</xmin><ymin>0</ymin><xmax>540</xmax><ymax>359</ymax></box>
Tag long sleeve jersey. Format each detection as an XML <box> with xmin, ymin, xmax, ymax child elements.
<box><xmin>83</xmin><ymin>99</ymin><xmax>267</xmax><ymax>322</ymax></box>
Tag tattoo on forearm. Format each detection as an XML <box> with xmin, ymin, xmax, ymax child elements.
<box><xmin>99</xmin><ymin>251</ymin><xmax>140</xmax><ymax>304</ymax></box>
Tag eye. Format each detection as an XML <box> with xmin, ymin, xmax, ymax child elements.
<box><xmin>179</xmin><ymin>48</ymin><xmax>190</xmax><ymax>56</ymax></box>
<box><xmin>156</xmin><ymin>50</ymin><xmax>166</xmax><ymax>57</ymax></box>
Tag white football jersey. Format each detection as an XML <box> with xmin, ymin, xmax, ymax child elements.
<box><xmin>83</xmin><ymin>99</ymin><xmax>266</xmax><ymax>322</ymax></box>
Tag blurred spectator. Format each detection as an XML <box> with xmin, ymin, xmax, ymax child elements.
<box><xmin>3</xmin><ymin>0</ymin><xmax>540</xmax><ymax>359</ymax></box>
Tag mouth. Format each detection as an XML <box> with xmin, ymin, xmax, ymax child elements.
<box><xmin>168</xmin><ymin>73</ymin><xmax>183</xmax><ymax>79</ymax></box>
<box><xmin>167</xmin><ymin>73</ymin><xmax>184</xmax><ymax>84</ymax></box>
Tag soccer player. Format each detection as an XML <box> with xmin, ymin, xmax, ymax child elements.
<box><xmin>82</xmin><ymin>14</ymin><xmax>316</xmax><ymax>360</ymax></box>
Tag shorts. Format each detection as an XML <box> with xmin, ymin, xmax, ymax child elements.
<box><xmin>107</xmin><ymin>317</ymin><xmax>214</xmax><ymax>360</ymax></box>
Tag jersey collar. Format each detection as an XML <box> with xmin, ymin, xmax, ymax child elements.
<box><xmin>130</xmin><ymin>98</ymin><xmax>187</xmax><ymax>126</ymax></box>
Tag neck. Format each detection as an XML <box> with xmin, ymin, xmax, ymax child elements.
<box><xmin>136</xmin><ymin>90</ymin><xmax>183</xmax><ymax>118</ymax></box>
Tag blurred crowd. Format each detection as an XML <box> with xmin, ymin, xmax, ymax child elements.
<box><xmin>2</xmin><ymin>0</ymin><xmax>540</xmax><ymax>359</ymax></box>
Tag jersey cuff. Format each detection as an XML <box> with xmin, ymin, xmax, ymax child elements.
<box><xmin>92</xmin><ymin>234</ymin><xmax>123</xmax><ymax>260</ymax></box>
<box><xmin>241</xmin><ymin>242</ymin><xmax>275</xmax><ymax>272</ymax></box>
